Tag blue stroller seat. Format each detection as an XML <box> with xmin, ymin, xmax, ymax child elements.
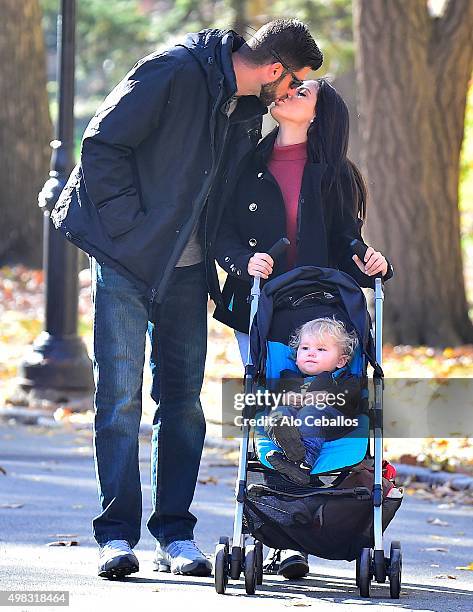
<box><xmin>254</xmin><ymin>341</ymin><xmax>369</xmax><ymax>475</ymax></box>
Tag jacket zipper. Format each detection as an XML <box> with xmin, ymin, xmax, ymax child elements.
<box><xmin>296</xmin><ymin>194</ymin><xmax>302</xmax><ymax>248</ymax></box>
<box><xmin>149</xmin><ymin>83</ymin><xmax>225</xmax><ymax>307</ymax></box>
<box><xmin>203</xmin><ymin>117</ymin><xmax>230</xmax><ymax>287</ymax></box>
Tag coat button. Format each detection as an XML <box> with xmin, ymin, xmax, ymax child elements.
<box><xmin>257</xmin><ymin>172</ymin><xmax>264</xmax><ymax>179</ymax></box>
<box><xmin>249</xmin><ymin>202</ymin><xmax>257</xmax><ymax>211</ymax></box>
<box><xmin>249</xmin><ymin>238</ymin><xmax>257</xmax><ymax>247</ymax></box>
<box><xmin>236</xmin><ymin>269</ymin><xmax>241</xmax><ymax>276</ymax></box>
<box><xmin>224</xmin><ymin>256</ymin><xmax>230</xmax><ymax>262</ymax></box>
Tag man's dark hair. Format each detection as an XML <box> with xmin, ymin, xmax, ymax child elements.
<box><xmin>241</xmin><ymin>19</ymin><xmax>323</xmax><ymax>72</ymax></box>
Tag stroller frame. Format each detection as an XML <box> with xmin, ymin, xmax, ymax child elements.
<box><xmin>214</xmin><ymin>240</ymin><xmax>402</xmax><ymax>598</ymax></box>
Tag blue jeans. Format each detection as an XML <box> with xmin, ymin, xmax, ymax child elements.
<box><xmin>91</xmin><ymin>259</ymin><xmax>207</xmax><ymax>548</ymax></box>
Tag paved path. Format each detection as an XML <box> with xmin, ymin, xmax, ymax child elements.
<box><xmin>1</xmin><ymin>423</ymin><xmax>472</xmax><ymax>611</ymax></box>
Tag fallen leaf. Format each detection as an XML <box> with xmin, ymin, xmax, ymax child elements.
<box><xmin>456</xmin><ymin>563</ymin><xmax>473</xmax><ymax>571</ymax></box>
<box><xmin>0</xmin><ymin>503</ymin><xmax>23</xmax><ymax>509</ymax></box>
<box><xmin>47</xmin><ymin>540</ymin><xmax>79</xmax><ymax>547</ymax></box>
<box><xmin>427</xmin><ymin>518</ymin><xmax>449</xmax><ymax>527</ymax></box>
<box><xmin>434</xmin><ymin>574</ymin><xmax>457</xmax><ymax>579</ymax></box>
<box><xmin>424</xmin><ymin>547</ymin><xmax>449</xmax><ymax>553</ymax></box>
<box><xmin>0</xmin><ymin>466</ymin><xmax>6</xmax><ymax>475</ymax></box>
<box><xmin>198</xmin><ymin>476</ymin><xmax>218</xmax><ymax>485</ymax></box>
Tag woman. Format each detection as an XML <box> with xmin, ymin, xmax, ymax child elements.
<box><xmin>214</xmin><ymin>79</ymin><xmax>393</xmax><ymax>579</ymax></box>
<box><xmin>214</xmin><ymin>78</ymin><xmax>392</xmax><ymax>361</ymax></box>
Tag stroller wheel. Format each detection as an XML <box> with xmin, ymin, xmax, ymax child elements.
<box><xmin>255</xmin><ymin>541</ymin><xmax>263</xmax><ymax>585</ymax></box>
<box><xmin>214</xmin><ymin>541</ymin><xmax>229</xmax><ymax>594</ymax></box>
<box><xmin>244</xmin><ymin>545</ymin><xmax>257</xmax><ymax>595</ymax></box>
<box><xmin>230</xmin><ymin>545</ymin><xmax>242</xmax><ymax>580</ymax></box>
<box><xmin>389</xmin><ymin>542</ymin><xmax>402</xmax><ymax>599</ymax></box>
<box><xmin>358</xmin><ymin>548</ymin><xmax>372</xmax><ymax>598</ymax></box>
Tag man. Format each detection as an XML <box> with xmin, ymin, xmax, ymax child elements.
<box><xmin>52</xmin><ymin>19</ymin><xmax>323</xmax><ymax>580</ymax></box>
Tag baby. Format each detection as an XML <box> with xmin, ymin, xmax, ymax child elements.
<box><xmin>265</xmin><ymin>317</ymin><xmax>361</xmax><ymax>485</ymax></box>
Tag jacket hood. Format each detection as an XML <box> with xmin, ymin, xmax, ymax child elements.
<box><xmin>180</xmin><ymin>29</ymin><xmax>243</xmax><ymax>98</ymax></box>
<box><xmin>179</xmin><ymin>29</ymin><xmax>267</xmax><ymax>121</ymax></box>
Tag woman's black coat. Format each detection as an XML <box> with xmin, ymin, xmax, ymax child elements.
<box><xmin>214</xmin><ymin>130</ymin><xmax>393</xmax><ymax>333</ymax></box>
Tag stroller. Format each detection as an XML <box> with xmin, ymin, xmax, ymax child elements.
<box><xmin>214</xmin><ymin>239</ymin><xmax>403</xmax><ymax>598</ymax></box>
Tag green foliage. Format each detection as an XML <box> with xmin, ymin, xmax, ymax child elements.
<box><xmin>151</xmin><ymin>0</ymin><xmax>233</xmax><ymax>40</ymax></box>
<box><xmin>268</xmin><ymin>0</ymin><xmax>354</xmax><ymax>75</ymax></box>
<box><xmin>460</xmin><ymin>82</ymin><xmax>473</xmax><ymax>217</ymax></box>
<box><xmin>40</xmin><ymin>0</ymin><xmax>354</xmax><ymax>106</ymax></box>
<box><xmin>40</xmin><ymin>0</ymin><xmax>156</xmax><ymax>99</ymax></box>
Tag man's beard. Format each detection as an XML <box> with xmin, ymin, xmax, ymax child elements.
<box><xmin>259</xmin><ymin>74</ymin><xmax>287</xmax><ymax>106</ymax></box>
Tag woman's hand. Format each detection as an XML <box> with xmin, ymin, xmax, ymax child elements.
<box><xmin>247</xmin><ymin>252</ymin><xmax>274</xmax><ymax>279</ymax></box>
<box><xmin>352</xmin><ymin>247</ymin><xmax>388</xmax><ymax>277</ymax></box>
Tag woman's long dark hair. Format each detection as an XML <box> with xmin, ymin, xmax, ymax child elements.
<box><xmin>307</xmin><ymin>78</ymin><xmax>366</xmax><ymax>221</ymax></box>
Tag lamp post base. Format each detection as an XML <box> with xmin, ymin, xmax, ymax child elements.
<box><xmin>18</xmin><ymin>331</ymin><xmax>94</xmax><ymax>402</ymax></box>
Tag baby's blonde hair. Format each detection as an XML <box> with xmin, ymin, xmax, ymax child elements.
<box><xmin>289</xmin><ymin>316</ymin><xmax>358</xmax><ymax>361</ymax></box>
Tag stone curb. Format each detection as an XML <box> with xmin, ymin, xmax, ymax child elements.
<box><xmin>2</xmin><ymin>407</ymin><xmax>472</xmax><ymax>490</ymax></box>
<box><xmin>0</xmin><ymin>407</ymin><xmax>238</xmax><ymax>447</ymax></box>
<box><xmin>392</xmin><ymin>463</ymin><xmax>473</xmax><ymax>492</ymax></box>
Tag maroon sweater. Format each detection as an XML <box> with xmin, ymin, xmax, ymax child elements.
<box><xmin>267</xmin><ymin>141</ymin><xmax>307</xmax><ymax>268</ymax></box>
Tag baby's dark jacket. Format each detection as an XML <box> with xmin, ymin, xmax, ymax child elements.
<box><xmin>276</xmin><ymin>368</ymin><xmax>361</xmax><ymax>418</ymax></box>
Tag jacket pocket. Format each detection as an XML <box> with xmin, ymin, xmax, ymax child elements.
<box><xmin>97</xmin><ymin>191</ymin><xmax>145</xmax><ymax>238</ymax></box>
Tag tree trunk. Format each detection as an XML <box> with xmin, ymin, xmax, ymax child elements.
<box><xmin>0</xmin><ymin>0</ymin><xmax>52</xmax><ymax>267</ymax></box>
<box><xmin>353</xmin><ymin>0</ymin><xmax>473</xmax><ymax>346</ymax></box>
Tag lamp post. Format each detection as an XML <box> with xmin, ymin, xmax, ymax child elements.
<box><xmin>18</xmin><ymin>0</ymin><xmax>93</xmax><ymax>401</ymax></box>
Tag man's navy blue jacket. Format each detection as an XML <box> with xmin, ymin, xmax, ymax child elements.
<box><xmin>51</xmin><ymin>29</ymin><xmax>266</xmax><ymax>308</ymax></box>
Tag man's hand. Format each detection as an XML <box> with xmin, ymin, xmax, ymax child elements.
<box><xmin>248</xmin><ymin>252</ymin><xmax>274</xmax><ymax>279</ymax></box>
<box><xmin>352</xmin><ymin>246</ymin><xmax>388</xmax><ymax>277</ymax></box>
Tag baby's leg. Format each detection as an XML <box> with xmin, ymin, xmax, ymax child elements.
<box><xmin>297</xmin><ymin>406</ymin><xmax>352</xmax><ymax>467</ymax></box>
<box><xmin>265</xmin><ymin>406</ymin><xmax>306</xmax><ymax>462</ymax></box>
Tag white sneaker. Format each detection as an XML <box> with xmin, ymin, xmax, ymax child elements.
<box><xmin>98</xmin><ymin>539</ymin><xmax>139</xmax><ymax>578</ymax></box>
<box><xmin>154</xmin><ymin>540</ymin><xmax>212</xmax><ymax>576</ymax></box>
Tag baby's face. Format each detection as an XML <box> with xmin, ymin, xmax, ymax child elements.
<box><xmin>296</xmin><ymin>332</ymin><xmax>348</xmax><ymax>375</ymax></box>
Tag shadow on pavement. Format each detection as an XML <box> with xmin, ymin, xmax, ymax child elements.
<box><xmin>120</xmin><ymin>571</ymin><xmax>473</xmax><ymax>609</ymax></box>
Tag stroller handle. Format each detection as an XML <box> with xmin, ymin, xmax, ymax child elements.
<box><xmin>268</xmin><ymin>237</ymin><xmax>290</xmax><ymax>261</ymax></box>
<box><xmin>350</xmin><ymin>239</ymin><xmax>384</xmax><ymax>281</ymax></box>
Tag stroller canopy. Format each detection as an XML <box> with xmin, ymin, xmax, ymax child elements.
<box><xmin>250</xmin><ymin>266</ymin><xmax>381</xmax><ymax>377</ymax></box>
